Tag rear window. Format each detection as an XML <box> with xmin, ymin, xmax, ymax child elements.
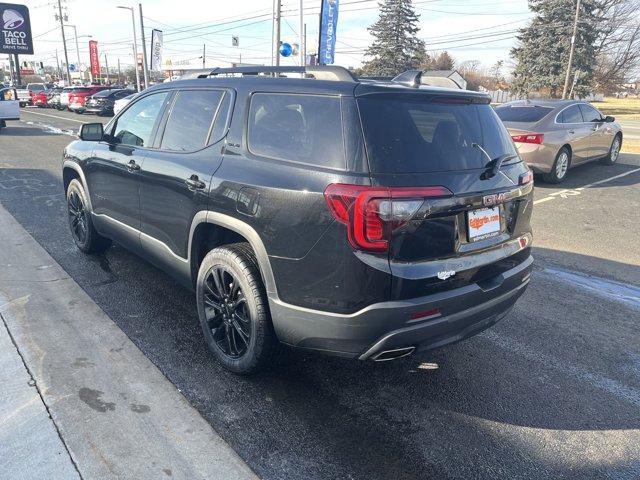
<box><xmin>248</xmin><ymin>93</ymin><xmax>345</xmax><ymax>169</ymax></box>
<box><xmin>73</xmin><ymin>88</ymin><xmax>92</xmax><ymax>94</ymax></box>
<box><xmin>494</xmin><ymin>105</ymin><xmax>553</xmax><ymax>122</ymax></box>
<box><xmin>93</xmin><ymin>89</ymin><xmax>117</xmax><ymax>98</ymax></box>
<box><xmin>28</xmin><ymin>84</ymin><xmax>45</xmax><ymax>92</ymax></box>
<box><xmin>358</xmin><ymin>95</ymin><xmax>517</xmax><ymax>173</ymax></box>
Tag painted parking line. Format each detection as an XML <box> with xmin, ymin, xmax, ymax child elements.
<box><xmin>533</xmin><ymin>167</ymin><xmax>640</xmax><ymax>205</ymax></box>
<box><xmin>19</xmin><ymin>110</ymin><xmax>87</xmax><ymax>124</ymax></box>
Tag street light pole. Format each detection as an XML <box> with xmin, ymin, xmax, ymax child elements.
<box><xmin>118</xmin><ymin>6</ymin><xmax>141</xmax><ymax>92</ymax></box>
<box><xmin>562</xmin><ymin>0</ymin><xmax>581</xmax><ymax>100</ymax></box>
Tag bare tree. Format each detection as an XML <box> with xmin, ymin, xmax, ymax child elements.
<box><xmin>593</xmin><ymin>0</ymin><xmax>640</xmax><ymax>93</ymax></box>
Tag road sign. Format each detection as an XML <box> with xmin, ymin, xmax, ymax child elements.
<box><xmin>69</xmin><ymin>63</ymin><xmax>76</xmax><ymax>72</ymax></box>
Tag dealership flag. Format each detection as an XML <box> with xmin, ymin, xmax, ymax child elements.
<box><xmin>318</xmin><ymin>0</ymin><xmax>339</xmax><ymax>65</ymax></box>
<box><xmin>150</xmin><ymin>29</ymin><xmax>163</xmax><ymax>72</ymax></box>
<box><xmin>89</xmin><ymin>40</ymin><xmax>100</xmax><ymax>77</ymax></box>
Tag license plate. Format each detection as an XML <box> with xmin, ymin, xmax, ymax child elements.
<box><xmin>467</xmin><ymin>206</ymin><xmax>501</xmax><ymax>242</ymax></box>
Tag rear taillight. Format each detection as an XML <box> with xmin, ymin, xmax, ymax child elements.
<box><xmin>511</xmin><ymin>133</ymin><xmax>544</xmax><ymax>144</ymax></box>
<box><xmin>519</xmin><ymin>170</ymin><xmax>533</xmax><ymax>185</ymax></box>
<box><xmin>324</xmin><ymin>184</ymin><xmax>453</xmax><ymax>252</ymax></box>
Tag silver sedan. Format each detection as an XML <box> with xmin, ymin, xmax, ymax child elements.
<box><xmin>495</xmin><ymin>100</ymin><xmax>623</xmax><ymax>183</ymax></box>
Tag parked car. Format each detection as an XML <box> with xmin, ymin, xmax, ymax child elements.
<box><xmin>69</xmin><ymin>86</ymin><xmax>114</xmax><ymax>113</ymax></box>
<box><xmin>495</xmin><ymin>100</ymin><xmax>623</xmax><ymax>183</ymax></box>
<box><xmin>59</xmin><ymin>87</ymin><xmax>77</xmax><ymax>110</ymax></box>
<box><xmin>113</xmin><ymin>92</ymin><xmax>136</xmax><ymax>115</ymax></box>
<box><xmin>0</xmin><ymin>87</ymin><xmax>20</xmax><ymax>130</ymax></box>
<box><xmin>62</xmin><ymin>66</ymin><xmax>533</xmax><ymax>374</ymax></box>
<box><xmin>15</xmin><ymin>85</ymin><xmax>31</xmax><ymax>107</ymax></box>
<box><xmin>84</xmin><ymin>89</ymin><xmax>135</xmax><ymax>116</ymax></box>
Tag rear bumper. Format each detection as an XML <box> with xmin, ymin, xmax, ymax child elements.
<box><xmin>269</xmin><ymin>255</ymin><xmax>533</xmax><ymax>359</ymax></box>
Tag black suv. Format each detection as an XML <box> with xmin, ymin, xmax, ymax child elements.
<box><xmin>63</xmin><ymin>66</ymin><xmax>533</xmax><ymax>374</ymax></box>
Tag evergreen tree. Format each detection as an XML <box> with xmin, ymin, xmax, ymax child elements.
<box><xmin>511</xmin><ymin>0</ymin><xmax>598</xmax><ymax>98</ymax></box>
<box><xmin>430</xmin><ymin>51</ymin><xmax>455</xmax><ymax>70</ymax></box>
<box><xmin>361</xmin><ymin>0</ymin><xmax>427</xmax><ymax>76</ymax></box>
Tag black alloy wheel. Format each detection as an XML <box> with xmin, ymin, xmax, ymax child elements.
<box><xmin>203</xmin><ymin>266</ymin><xmax>251</xmax><ymax>359</ymax></box>
<box><xmin>68</xmin><ymin>190</ymin><xmax>88</xmax><ymax>246</ymax></box>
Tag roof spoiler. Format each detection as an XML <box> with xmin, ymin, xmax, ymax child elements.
<box><xmin>392</xmin><ymin>70</ymin><xmax>465</xmax><ymax>90</ymax></box>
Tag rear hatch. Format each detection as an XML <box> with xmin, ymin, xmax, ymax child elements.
<box><xmin>355</xmin><ymin>91</ymin><xmax>533</xmax><ymax>299</ymax></box>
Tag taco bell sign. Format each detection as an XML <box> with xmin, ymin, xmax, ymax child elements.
<box><xmin>0</xmin><ymin>3</ymin><xmax>34</xmax><ymax>54</ymax></box>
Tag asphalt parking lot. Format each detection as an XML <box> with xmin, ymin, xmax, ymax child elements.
<box><xmin>1</xmin><ymin>109</ymin><xmax>640</xmax><ymax>479</ymax></box>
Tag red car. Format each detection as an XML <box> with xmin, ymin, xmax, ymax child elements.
<box><xmin>31</xmin><ymin>91</ymin><xmax>49</xmax><ymax>107</ymax></box>
<box><xmin>68</xmin><ymin>86</ymin><xmax>113</xmax><ymax>113</ymax></box>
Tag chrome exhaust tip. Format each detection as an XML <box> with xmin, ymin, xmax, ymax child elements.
<box><xmin>372</xmin><ymin>346</ymin><xmax>415</xmax><ymax>362</ymax></box>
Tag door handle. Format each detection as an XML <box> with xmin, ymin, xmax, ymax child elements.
<box><xmin>126</xmin><ymin>159</ymin><xmax>140</xmax><ymax>171</ymax></box>
<box><xmin>185</xmin><ymin>175</ymin><xmax>206</xmax><ymax>190</ymax></box>
<box><xmin>568</xmin><ymin>130</ymin><xmax>575</xmax><ymax>134</ymax></box>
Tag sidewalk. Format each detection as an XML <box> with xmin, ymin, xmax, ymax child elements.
<box><xmin>0</xmin><ymin>202</ymin><xmax>257</xmax><ymax>480</ymax></box>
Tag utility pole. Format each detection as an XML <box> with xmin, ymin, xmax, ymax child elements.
<box><xmin>275</xmin><ymin>0</ymin><xmax>282</xmax><ymax>66</ymax></box>
<box><xmin>55</xmin><ymin>50</ymin><xmax>61</xmax><ymax>81</ymax></box>
<box><xmin>562</xmin><ymin>0</ymin><xmax>581</xmax><ymax>100</ymax></box>
<box><xmin>65</xmin><ymin>25</ymin><xmax>81</xmax><ymax>82</ymax></box>
<box><xmin>104</xmin><ymin>54</ymin><xmax>109</xmax><ymax>84</ymax></box>
<box><xmin>303</xmin><ymin>23</ymin><xmax>307</xmax><ymax>66</ymax></box>
<box><xmin>299</xmin><ymin>0</ymin><xmax>304</xmax><ymax>67</ymax></box>
<box><xmin>271</xmin><ymin>0</ymin><xmax>275</xmax><ymax>65</ymax></box>
<box><xmin>139</xmin><ymin>3</ymin><xmax>149</xmax><ymax>89</ymax></box>
<box><xmin>14</xmin><ymin>54</ymin><xmax>21</xmax><ymax>86</ymax></box>
<box><xmin>56</xmin><ymin>0</ymin><xmax>71</xmax><ymax>84</ymax></box>
<box><xmin>202</xmin><ymin>44</ymin><xmax>206</xmax><ymax>69</ymax></box>
<box><xmin>118</xmin><ymin>58</ymin><xmax>121</xmax><ymax>84</ymax></box>
<box><xmin>118</xmin><ymin>6</ymin><xmax>141</xmax><ymax>92</ymax></box>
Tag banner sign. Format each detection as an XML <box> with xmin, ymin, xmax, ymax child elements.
<box><xmin>150</xmin><ymin>29</ymin><xmax>163</xmax><ymax>71</ymax></box>
<box><xmin>89</xmin><ymin>40</ymin><xmax>100</xmax><ymax>77</ymax></box>
<box><xmin>0</xmin><ymin>3</ymin><xmax>34</xmax><ymax>54</ymax></box>
<box><xmin>318</xmin><ymin>0</ymin><xmax>339</xmax><ymax>65</ymax></box>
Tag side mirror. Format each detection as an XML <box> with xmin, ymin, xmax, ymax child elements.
<box><xmin>604</xmin><ymin>115</ymin><xmax>615</xmax><ymax>123</ymax></box>
<box><xmin>79</xmin><ymin>123</ymin><xmax>103</xmax><ymax>141</ymax></box>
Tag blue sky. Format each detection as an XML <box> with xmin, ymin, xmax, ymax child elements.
<box><xmin>11</xmin><ymin>0</ymin><xmax>534</xmax><ymax>73</ymax></box>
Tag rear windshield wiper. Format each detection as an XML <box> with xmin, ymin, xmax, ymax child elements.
<box><xmin>472</xmin><ymin>143</ymin><xmax>518</xmax><ymax>179</ymax></box>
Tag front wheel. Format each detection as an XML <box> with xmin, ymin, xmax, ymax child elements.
<box><xmin>66</xmin><ymin>179</ymin><xmax>112</xmax><ymax>254</ymax></box>
<box><xmin>601</xmin><ymin>134</ymin><xmax>622</xmax><ymax>165</ymax></box>
<box><xmin>196</xmin><ymin>243</ymin><xmax>280</xmax><ymax>375</ymax></box>
<box><xmin>543</xmin><ymin>147</ymin><xmax>571</xmax><ymax>183</ymax></box>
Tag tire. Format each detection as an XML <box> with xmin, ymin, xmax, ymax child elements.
<box><xmin>543</xmin><ymin>147</ymin><xmax>571</xmax><ymax>183</ymax></box>
<box><xmin>196</xmin><ymin>243</ymin><xmax>280</xmax><ymax>375</ymax></box>
<box><xmin>601</xmin><ymin>134</ymin><xmax>622</xmax><ymax>165</ymax></box>
<box><xmin>66</xmin><ymin>179</ymin><xmax>112</xmax><ymax>254</ymax></box>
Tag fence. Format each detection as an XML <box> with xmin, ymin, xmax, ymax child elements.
<box><xmin>481</xmin><ymin>88</ymin><xmax>605</xmax><ymax>104</ymax></box>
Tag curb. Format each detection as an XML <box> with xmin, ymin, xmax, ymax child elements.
<box><xmin>0</xmin><ymin>203</ymin><xmax>257</xmax><ymax>480</ymax></box>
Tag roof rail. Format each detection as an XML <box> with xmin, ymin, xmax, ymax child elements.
<box><xmin>190</xmin><ymin>65</ymin><xmax>358</xmax><ymax>82</ymax></box>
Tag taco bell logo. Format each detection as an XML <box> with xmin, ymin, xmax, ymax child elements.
<box><xmin>3</xmin><ymin>9</ymin><xmax>24</xmax><ymax>30</ymax></box>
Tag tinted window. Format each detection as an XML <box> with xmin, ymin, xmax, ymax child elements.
<box><xmin>559</xmin><ymin>105</ymin><xmax>584</xmax><ymax>123</ymax></box>
<box><xmin>494</xmin><ymin>105</ymin><xmax>553</xmax><ymax>122</ymax></box>
<box><xmin>112</xmin><ymin>92</ymin><xmax>169</xmax><ymax>147</ymax></box>
<box><xmin>160</xmin><ymin>90</ymin><xmax>224</xmax><ymax>151</ymax></box>
<box><xmin>248</xmin><ymin>93</ymin><xmax>344</xmax><ymax>169</ymax></box>
<box><xmin>114</xmin><ymin>90</ymin><xmax>134</xmax><ymax>99</ymax></box>
<box><xmin>358</xmin><ymin>95</ymin><xmax>517</xmax><ymax>173</ymax></box>
<box><xmin>93</xmin><ymin>89</ymin><xmax>117</xmax><ymax>98</ymax></box>
<box><xmin>578</xmin><ymin>104</ymin><xmax>602</xmax><ymax>122</ymax></box>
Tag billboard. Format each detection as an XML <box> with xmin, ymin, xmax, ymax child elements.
<box><xmin>89</xmin><ymin>40</ymin><xmax>100</xmax><ymax>77</ymax></box>
<box><xmin>0</xmin><ymin>3</ymin><xmax>34</xmax><ymax>55</ymax></box>
<box><xmin>318</xmin><ymin>0</ymin><xmax>339</xmax><ymax>65</ymax></box>
<box><xmin>150</xmin><ymin>29</ymin><xmax>163</xmax><ymax>71</ymax></box>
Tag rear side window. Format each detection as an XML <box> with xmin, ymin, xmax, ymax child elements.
<box><xmin>248</xmin><ymin>93</ymin><xmax>345</xmax><ymax>169</ymax></box>
<box><xmin>494</xmin><ymin>105</ymin><xmax>553</xmax><ymax>122</ymax></box>
<box><xmin>160</xmin><ymin>90</ymin><xmax>225</xmax><ymax>151</ymax></box>
<box><xmin>558</xmin><ymin>105</ymin><xmax>584</xmax><ymax>123</ymax></box>
<box><xmin>578</xmin><ymin>104</ymin><xmax>602</xmax><ymax>122</ymax></box>
<box><xmin>358</xmin><ymin>95</ymin><xmax>517</xmax><ymax>173</ymax></box>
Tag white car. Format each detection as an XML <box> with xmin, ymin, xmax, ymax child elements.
<box><xmin>0</xmin><ymin>87</ymin><xmax>20</xmax><ymax>130</ymax></box>
<box><xmin>59</xmin><ymin>87</ymin><xmax>77</xmax><ymax>110</ymax></box>
<box><xmin>113</xmin><ymin>93</ymin><xmax>136</xmax><ymax>115</ymax></box>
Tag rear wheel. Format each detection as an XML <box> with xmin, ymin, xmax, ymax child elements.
<box><xmin>66</xmin><ymin>179</ymin><xmax>112</xmax><ymax>254</ymax></box>
<box><xmin>601</xmin><ymin>134</ymin><xmax>622</xmax><ymax>165</ymax></box>
<box><xmin>196</xmin><ymin>243</ymin><xmax>279</xmax><ymax>375</ymax></box>
<box><xmin>543</xmin><ymin>147</ymin><xmax>570</xmax><ymax>183</ymax></box>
